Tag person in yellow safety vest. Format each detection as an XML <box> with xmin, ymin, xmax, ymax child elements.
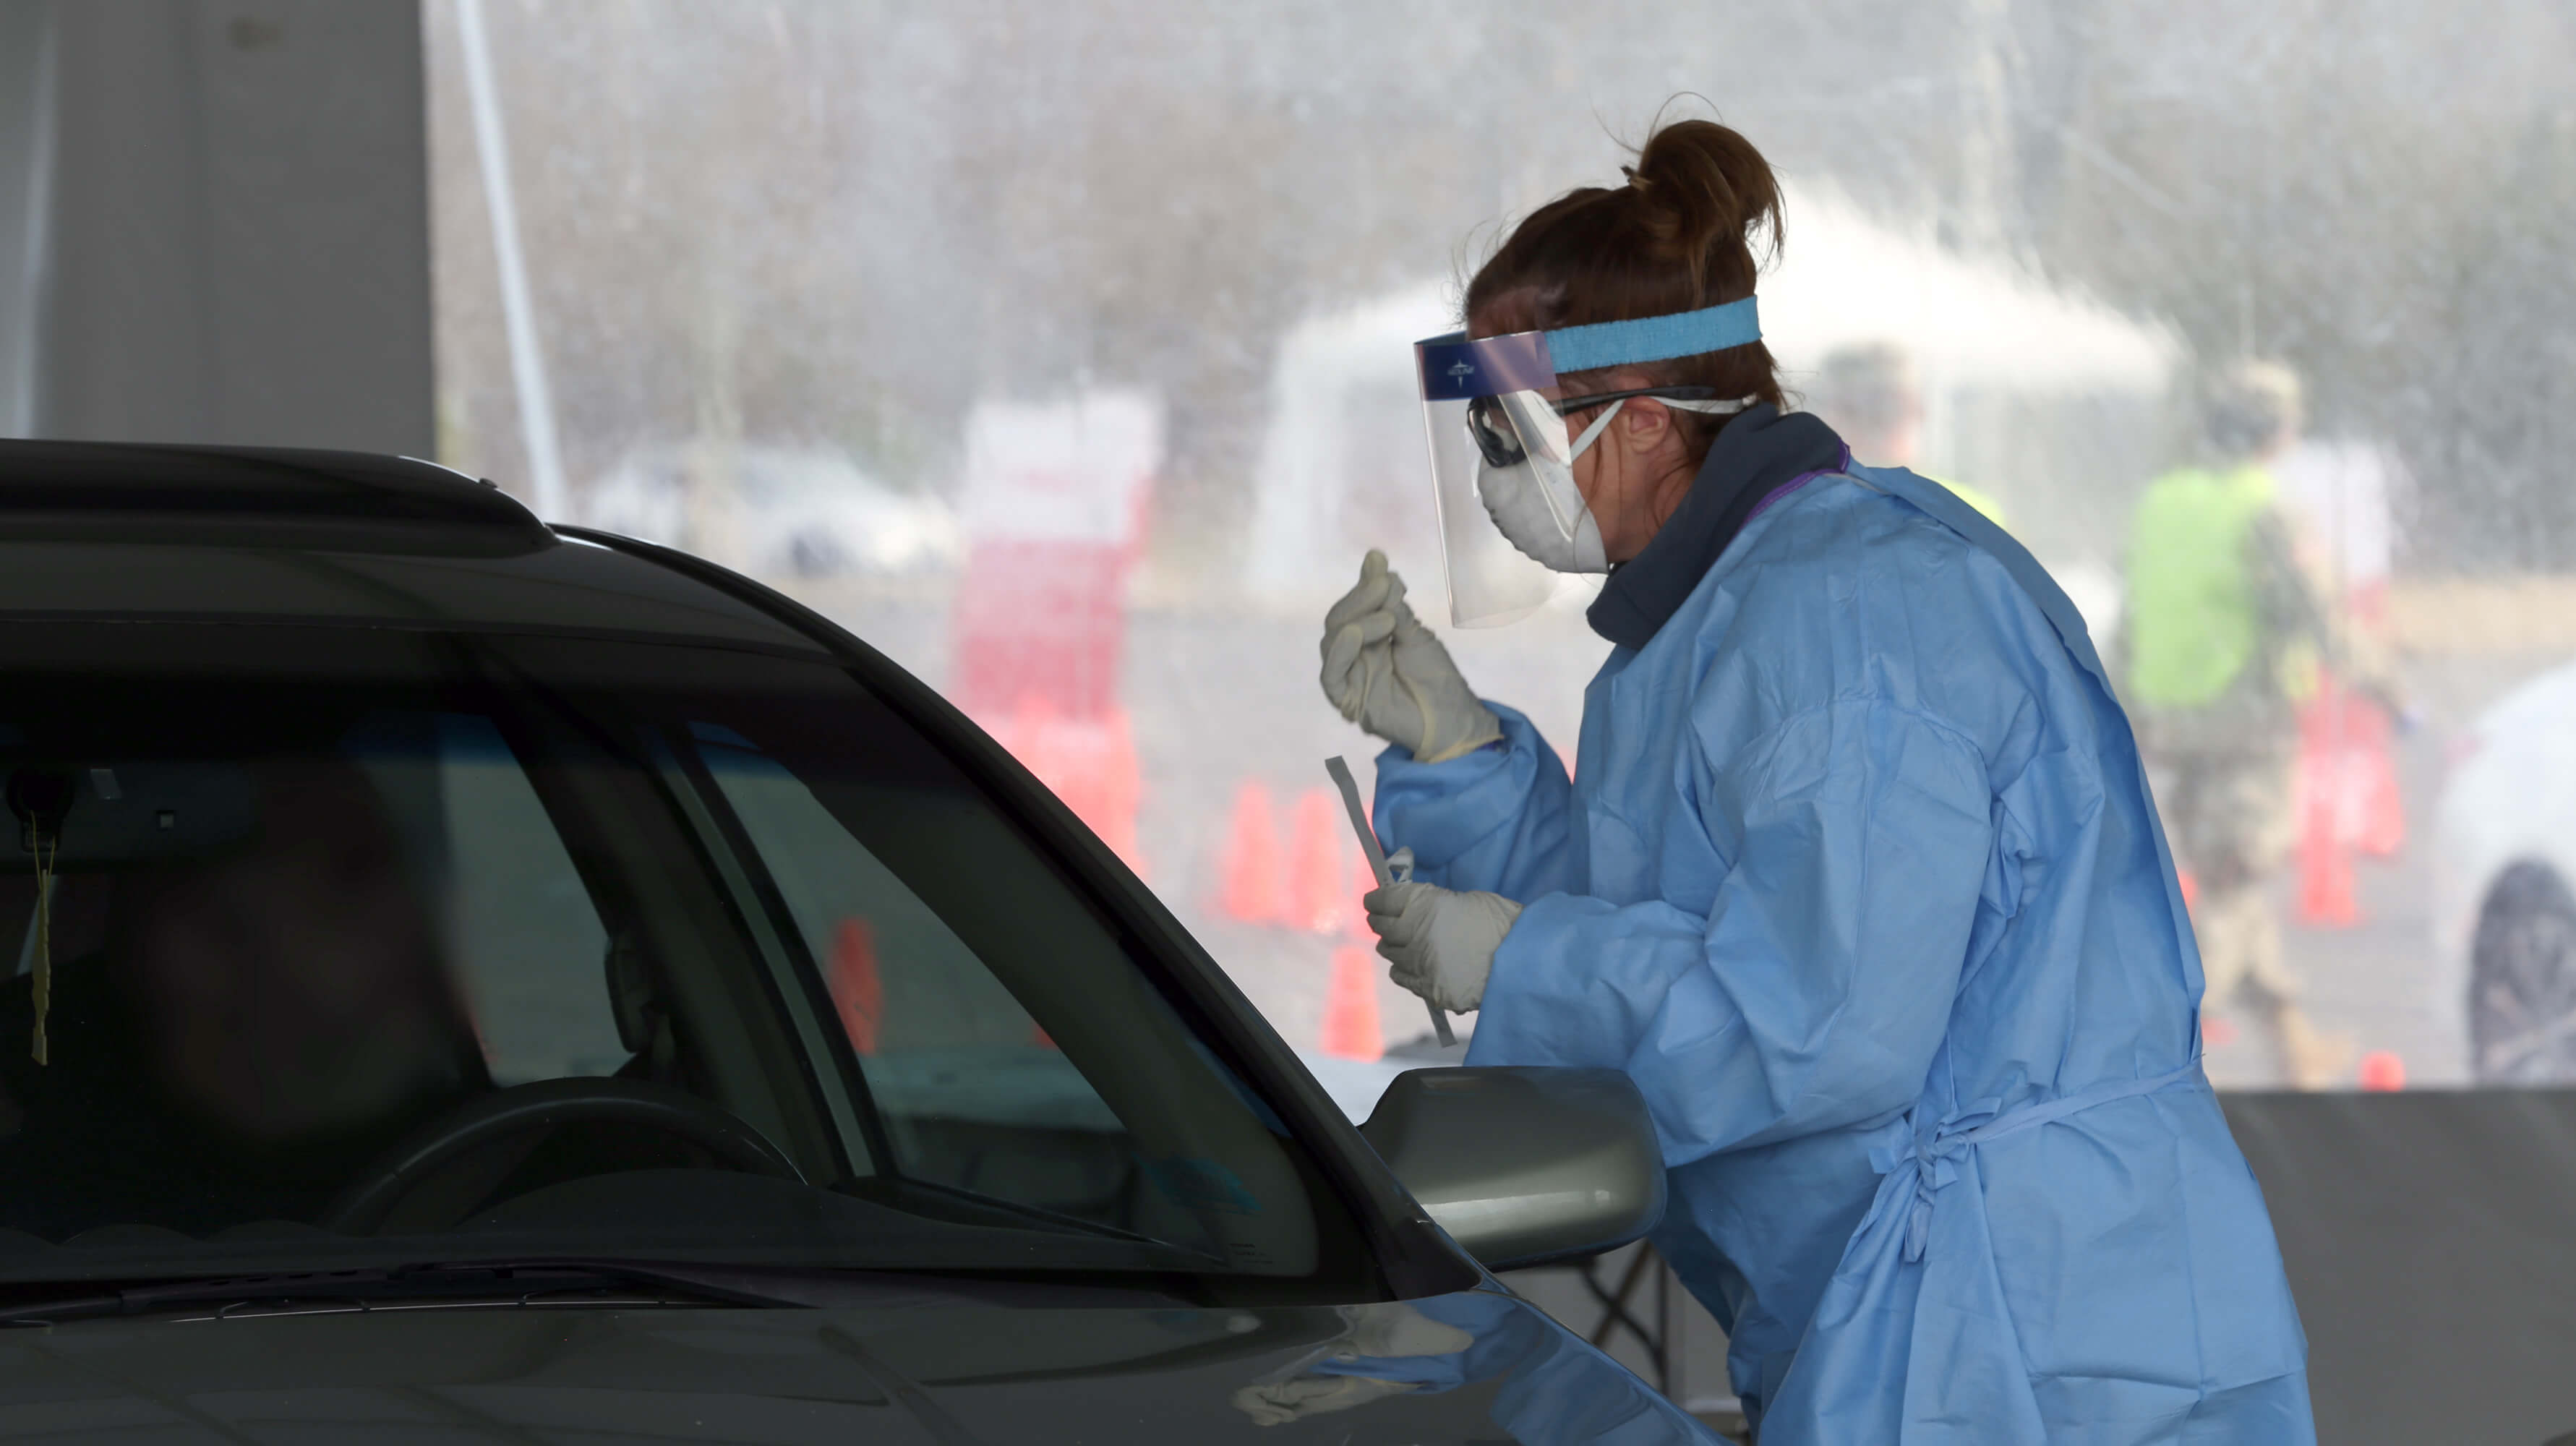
<box><xmin>1810</xmin><ymin>341</ymin><xmax>2010</xmax><ymax>526</ymax></box>
<box><xmin>2124</xmin><ymin>359</ymin><xmax>2354</xmax><ymax>1089</ymax></box>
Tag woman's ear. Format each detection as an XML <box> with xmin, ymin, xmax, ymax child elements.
<box><xmin>1618</xmin><ymin>397</ymin><xmax>1673</xmax><ymax>453</ymax></box>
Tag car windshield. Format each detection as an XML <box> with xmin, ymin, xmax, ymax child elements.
<box><xmin>0</xmin><ymin>621</ymin><xmax>1373</xmax><ymax>1299</ymax></box>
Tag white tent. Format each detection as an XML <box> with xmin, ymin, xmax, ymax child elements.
<box><xmin>1245</xmin><ymin>283</ymin><xmax>1455</xmax><ymax>602</ymax></box>
<box><xmin>1761</xmin><ymin>185</ymin><xmax>2175</xmax><ymax>394</ymax></box>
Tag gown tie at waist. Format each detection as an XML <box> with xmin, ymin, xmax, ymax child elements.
<box><xmin>1870</xmin><ymin>1059</ymin><xmax>2207</xmax><ymax>1264</ymax></box>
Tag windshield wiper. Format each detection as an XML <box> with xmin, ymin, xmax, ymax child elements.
<box><xmin>0</xmin><ymin>1259</ymin><xmax>802</xmax><ymax>1325</ymax></box>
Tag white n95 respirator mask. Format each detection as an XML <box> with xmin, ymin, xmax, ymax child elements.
<box><xmin>1469</xmin><ymin>388</ymin><xmax>1758</xmax><ymax>575</ymax></box>
<box><xmin>1468</xmin><ymin>391</ymin><xmax>1625</xmax><ymax>574</ymax></box>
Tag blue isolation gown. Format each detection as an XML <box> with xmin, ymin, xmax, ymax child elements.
<box><xmin>1374</xmin><ymin>465</ymin><xmax>2314</xmax><ymax>1443</ymax></box>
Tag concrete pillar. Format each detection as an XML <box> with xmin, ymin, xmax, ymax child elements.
<box><xmin>0</xmin><ymin>0</ymin><xmax>429</xmax><ymax>453</ymax></box>
<box><xmin>0</xmin><ymin>1</ymin><xmax>54</xmax><ymax>435</ymax></box>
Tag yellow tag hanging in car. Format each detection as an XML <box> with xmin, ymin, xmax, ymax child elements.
<box><xmin>29</xmin><ymin>831</ymin><xmax>52</xmax><ymax>1066</ymax></box>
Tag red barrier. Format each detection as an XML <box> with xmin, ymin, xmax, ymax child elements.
<box><xmin>984</xmin><ymin>698</ymin><xmax>1145</xmax><ymax>878</ymax></box>
<box><xmin>2294</xmin><ymin>676</ymin><xmax>2395</xmax><ymax>928</ymax></box>
<box><xmin>951</xmin><ymin>394</ymin><xmax>1160</xmax><ymax>883</ymax></box>
<box><xmin>951</xmin><ymin>541</ymin><xmax>1131</xmax><ymax>720</ymax></box>
<box><xmin>2296</xmin><ymin>815</ymin><xmax>2361</xmax><ymax>928</ymax></box>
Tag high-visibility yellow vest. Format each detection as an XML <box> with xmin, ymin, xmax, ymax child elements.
<box><xmin>2125</xmin><ymin>464</ymin><xmax>2311</xmax><ymax>709</ymax></box>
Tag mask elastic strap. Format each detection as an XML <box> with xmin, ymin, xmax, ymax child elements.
<box><xmin>1568</xmin><ymin>393</ymin><xmax>1757</xmax><ymax>461</ymax></box>
<box><xmin>1567</xmin><ymin>399</ymin><xmax>1627</xmax><ymax>461</ymax></box>
<box><xmin>1664</xmin><ymin>395</ymin><xmax>1763</xmax><ymax>416</ymax></box>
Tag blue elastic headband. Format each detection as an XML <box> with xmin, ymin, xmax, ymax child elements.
<box><xmin>1541</xmin><ymin>296</ymin><xmax>1761</xmax><ymax>375</ymax></box>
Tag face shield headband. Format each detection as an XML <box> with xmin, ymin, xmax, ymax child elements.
<box><xmin>1413</xmin><ymin>296</ymin><xmax>1763</xmax><ymax>626</ymax></box>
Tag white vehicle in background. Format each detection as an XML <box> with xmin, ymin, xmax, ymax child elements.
<box><xmin>2431</xmin><ymin>655</ymin><xmax>2576</xmax><ymax>1082</ymax></box>
<box><xmin>581</xmin><ymin>442</ymin><xmax>963</xmax><ymax>579</ymax></box>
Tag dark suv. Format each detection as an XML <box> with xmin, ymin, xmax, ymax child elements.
<box><xmin>0</xmin><ymin>442</ymin><xmax>1703</xmax><ymax>1443</ymax></box>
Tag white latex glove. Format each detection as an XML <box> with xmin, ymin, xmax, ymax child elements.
<box><xmin>1338</xmin><ymin>1301</ymin><xmax>1478</xmax><ymax>1358</ymax></box>
<box><xmin>1319</xmin><ymin>550</ymin><xmax>1502</xmax><ymax>765</ymax></box>
<box><xmin>1231</xmin><ymin>1374</ymin><xmax>1418</xmax><ymax>1426</ymax></box>
<box><xmin>1229</xmin><ymin>1305</ymin><xmax>1471</xmax><ymax>1426</ymax></box>
<box><xmin>1364</xmin><ymin>876</ymin><xmax>1520</xmax><ymax>1013</ymax></box>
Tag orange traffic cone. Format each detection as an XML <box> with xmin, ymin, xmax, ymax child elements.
<box><xmin>1287</xmin><ymin>789</ymin><xmax>1348</xmax><ymax>935</ymax></box>
<box><xmin>2358</xmin><ymin>1050</ymin><xmax>2406</xmax><ymax>1091</ymax></box>
<box><xmin>829</xmin><ymin>917</ymin><xmax>883</xmax><ymax>1055</ymax></box>
<box><xmin>1320</xmin><ymin>946</ymin><xmax>1384</xmax><ymax>1061</ymax></box>
<box><xmin>2177</xmin><ymin>866</ymin><xmax>2200</xmax><ymax>917</ymax></box>
<box><xmin>1216</xmin><ymin>780</ymin><xmax>1285</xmax><ymax>925</ymax></box>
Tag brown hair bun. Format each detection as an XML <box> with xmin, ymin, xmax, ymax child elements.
<box><xmin>1464</xmin><ymin>113</ymin><xmax>1788</xmax><ymax>454</ymax></box>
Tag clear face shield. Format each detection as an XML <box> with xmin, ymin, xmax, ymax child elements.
<box><xmin>1415</xmin><ymin>330</ymin><xmax>1567</xmax><ymax>628</ymax></box>
<box><xmin>1413</xmin><ymin>307</ymin><xmax>1763</xmax><ymax>627</ymax></box>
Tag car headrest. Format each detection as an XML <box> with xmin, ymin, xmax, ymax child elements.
<box><xmin>604</xmin><ymin>933</ymin><xmax>662</xmax><ymax>1056</ymax></box>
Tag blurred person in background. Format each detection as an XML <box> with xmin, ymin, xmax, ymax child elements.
<box><xmin>2122</xmin><ymin>360</ymin><xmax>2360</xmax><ymax>1088</ymax></box>
<box><xmin>1808</xmin><ymin>341</ymin><xmax>2010</xmax><ymax>526</ymax></box>
<box><xmin>1322</xmin><ymin>116</ymin><xmax>2311</xmax><ymax>1443</ymax></box>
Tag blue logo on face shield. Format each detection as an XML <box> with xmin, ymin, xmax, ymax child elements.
<box><xmin>1417</xmin><ymin>330</ymin><xmax>1554</xmax><ymax>401</ymax></box>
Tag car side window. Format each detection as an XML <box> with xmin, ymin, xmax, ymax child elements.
<box><xmin>690</xmin><ymin>730</ymin><xmax>1155</xmax><ymax>1231</ymax></box>
<box><xmin>359</xmin><ymin>713</ymin><xmax>622</xmax><ymax>1085</ymax></box>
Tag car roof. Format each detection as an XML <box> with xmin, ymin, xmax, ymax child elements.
<box><xmin>0</xmin><ymin>440</ymin><xmax>829</xmax><ymax>654</ymax></box>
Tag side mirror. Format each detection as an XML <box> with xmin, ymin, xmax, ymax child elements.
<box><xmin>1360</xmin><ymin>1066</ymin><xmax>1664</xmax><ymax>1271</ymax></box>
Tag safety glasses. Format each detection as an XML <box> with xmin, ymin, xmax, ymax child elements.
<box><xmin>1463</xmin><ymin>386</ymin><xmax>1725</xmax><ymax>469</ymax></box>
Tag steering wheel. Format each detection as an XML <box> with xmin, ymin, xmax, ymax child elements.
<box><xmin>322</xmin><ymin>1077</ymin><xmax>805</xmax><ymax>1236</ymax></box>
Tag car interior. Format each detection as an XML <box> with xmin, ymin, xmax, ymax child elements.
<box><xmin>0</xmin><ymin>620</ymin><xmax>1367</xmax><ymax>1293</ymax></box>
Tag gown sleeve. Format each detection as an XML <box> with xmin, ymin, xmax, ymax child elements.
<box><xmin>1369</xmin><ymin>703</ymin><xmax>1581</xmax><ymax>902</ymax></box>
<box><xmin>1470</xmin><ymin>695</ymin><xmax>1995</xmax><ymax>1164</ymax></box>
